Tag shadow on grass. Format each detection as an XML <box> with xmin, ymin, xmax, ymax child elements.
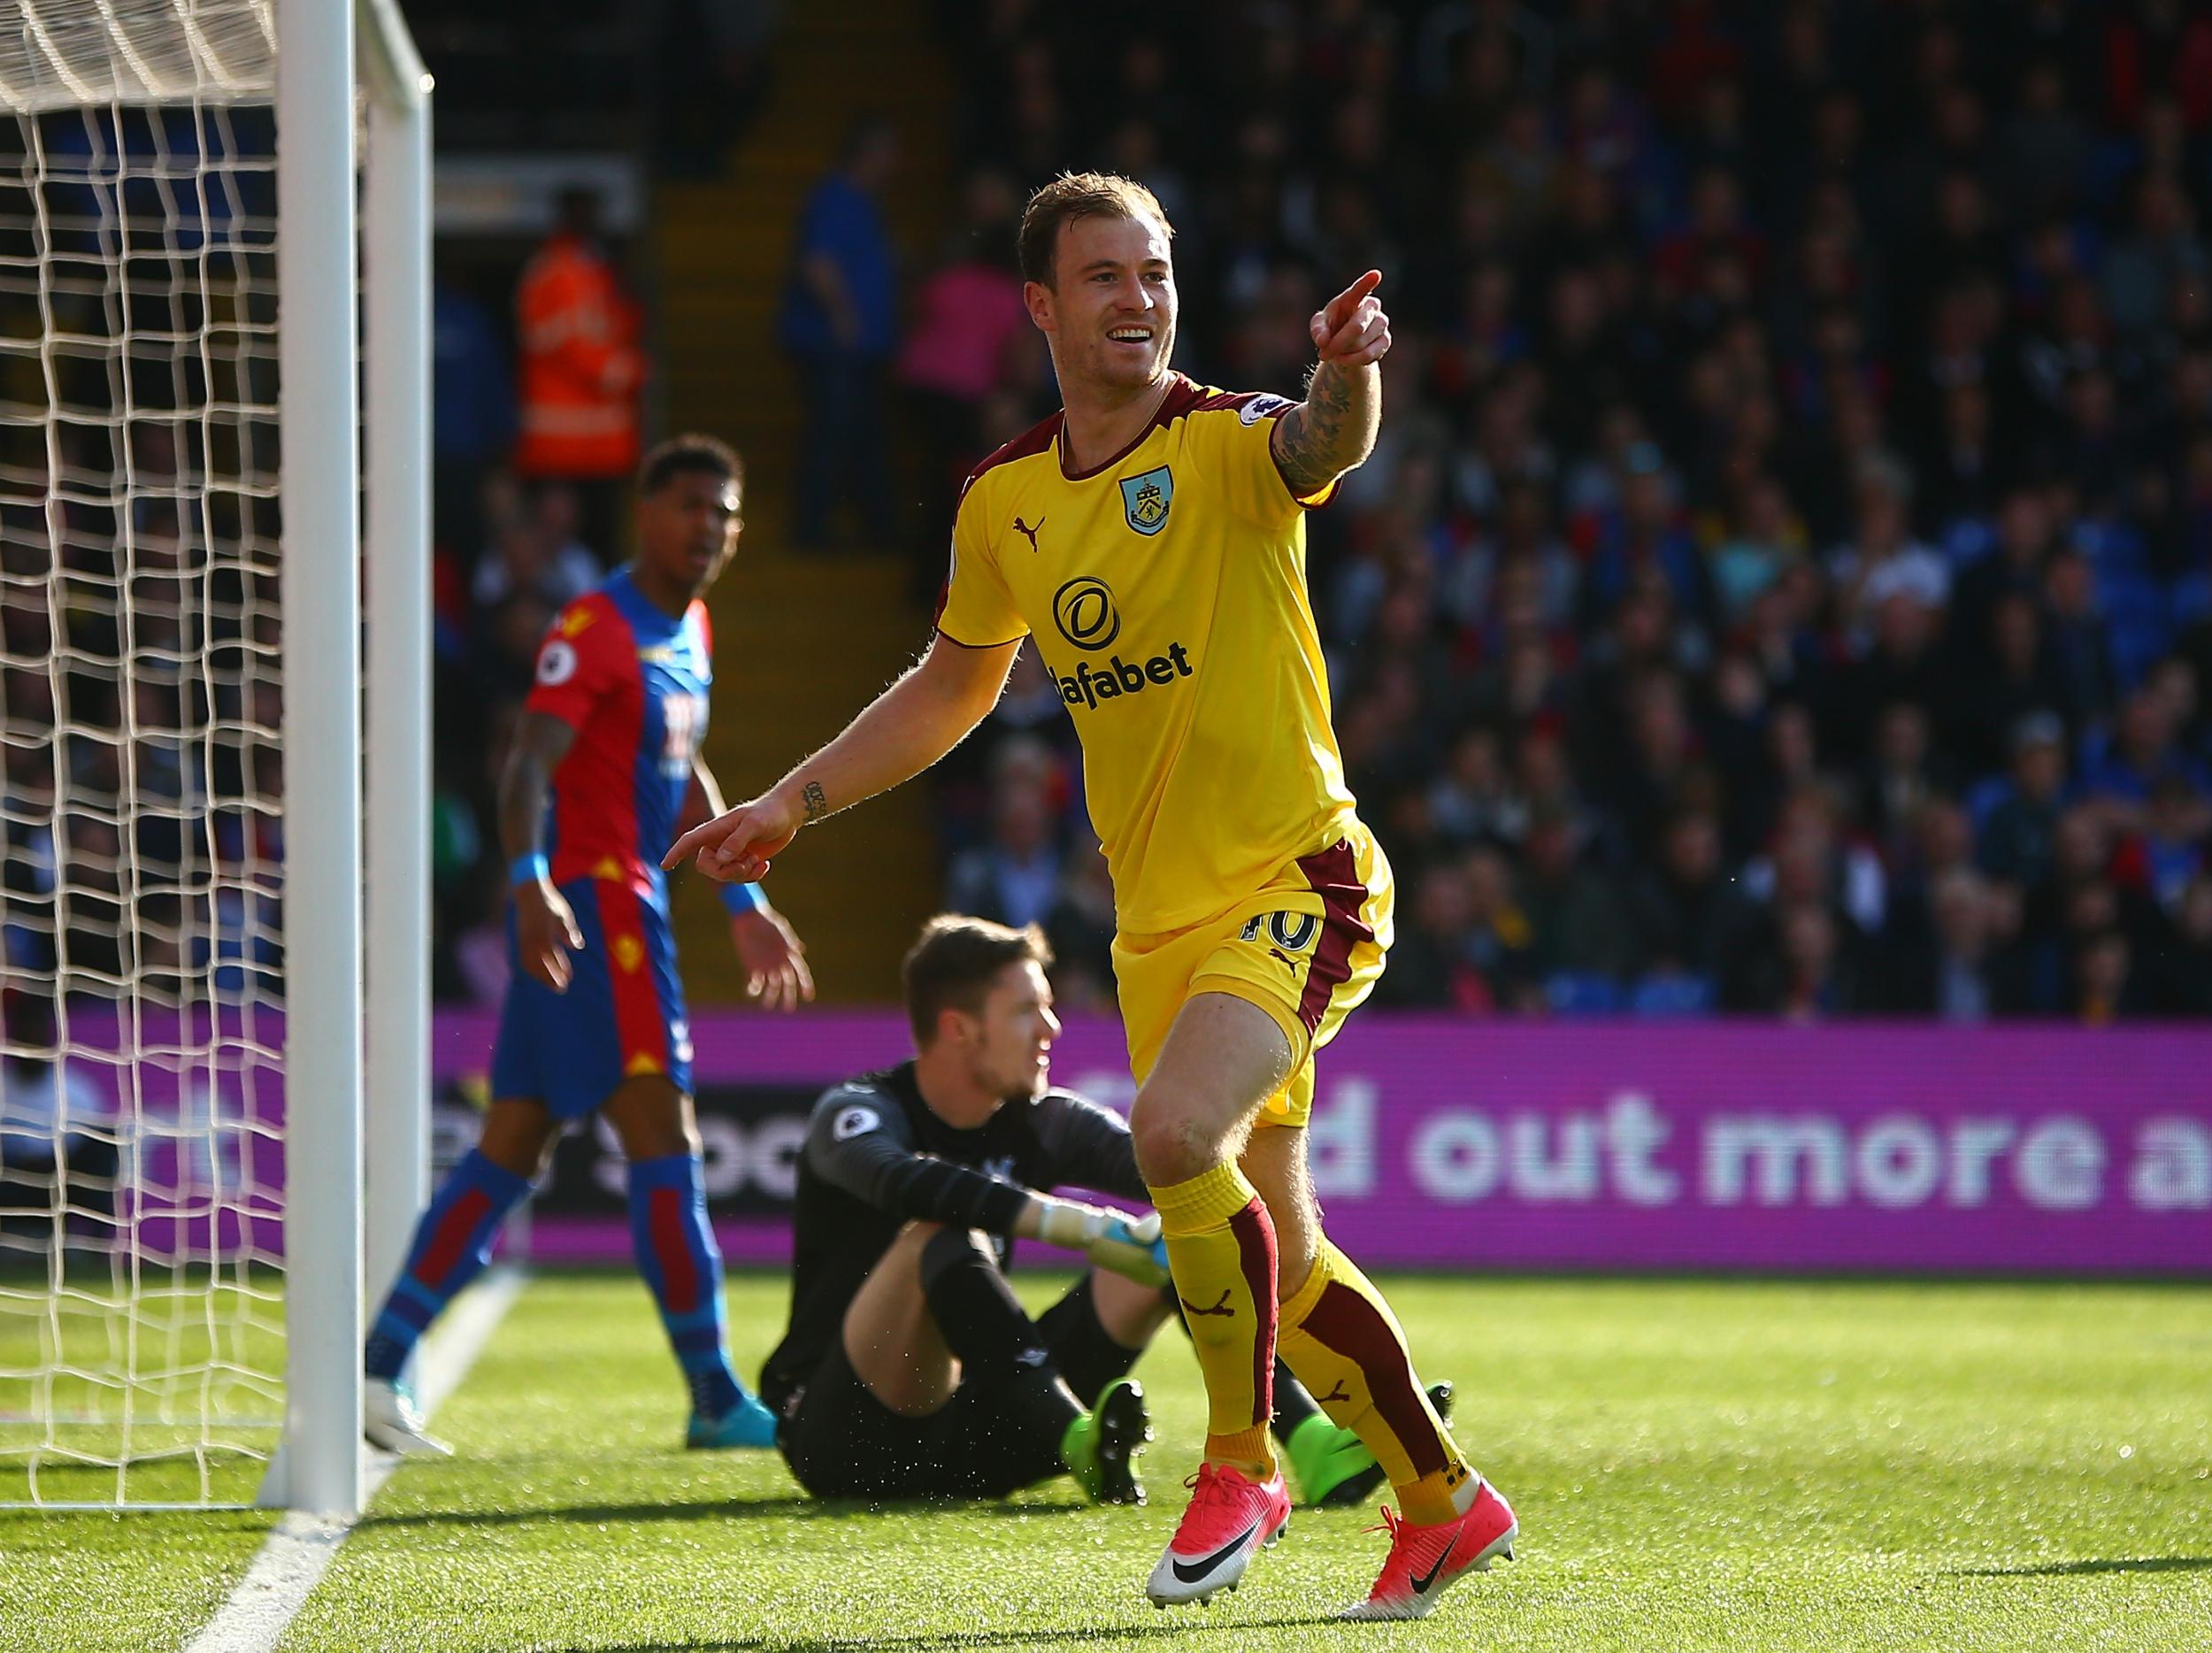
<box><xmin>1946</xmin><ymin>1556</ymin><xmax>2212</xmax><ymax>1579</ymax></box>
<box><xmin>596</xmin><ymin>1612</ymin><xmax>1350</xmax><ymax>1651</ymax></box>
<box><xmin>360</xmin><ymin>1495</ymin><xmax>1095</xmax><ymax>1531</ymax></box>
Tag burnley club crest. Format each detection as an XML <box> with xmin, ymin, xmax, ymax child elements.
<box><xmin>1120</xmin><ymin>465</ymin><xmax>1173</xmax><ymax>536</ymax></box>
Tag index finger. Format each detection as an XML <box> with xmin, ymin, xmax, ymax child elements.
<box><xmin>1323</xmin><ymin>269</ymin><xmax>1383</xmax><ymax>331</ymax></box>
<box><xmin>662</xmin><ymin>819</ymin><xmax>718</xmax><ymax>870</ymax></box>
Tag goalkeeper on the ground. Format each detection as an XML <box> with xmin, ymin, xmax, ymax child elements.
<box><xmin>758</xmin><ymin>914</ymin><xmax>1436</xmax><ymax>1506</ymax></box>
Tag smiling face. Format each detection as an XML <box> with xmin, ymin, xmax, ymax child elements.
<box><xmin>1025</xmin><ymin>211</ymin><xmax>1179</xmax><ymax>397</ymax></box>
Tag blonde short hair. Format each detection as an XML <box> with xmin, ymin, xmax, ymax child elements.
<box><xmin>1018</xmin><ymin>171</ymin><xmax>1173</xmax><ymax>288</ymax></box>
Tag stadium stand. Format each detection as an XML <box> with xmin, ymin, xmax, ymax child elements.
<box><xmin>914</xmin><ymin>0</ymin><xmax>2212</xmax><ymax>1023</ymax></box>
<box><xmin>403</xmin><ymin>1</ymin><xmax>2212</xmax><ymax>1024</ymax></box>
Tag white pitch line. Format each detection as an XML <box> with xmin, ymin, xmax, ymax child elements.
<box><xmin>181</xmin><ymin>1266</ymin><xmax>527</xmax><ymax>1653</ymax></box>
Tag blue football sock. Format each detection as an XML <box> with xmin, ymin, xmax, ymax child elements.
<box><xmin>365</xmin><ymin>1149</ymin><xmax>531</xmax><ymax>1380</ymax></box>
<box><xmin>628</xmin><ymin>1152</ymin><xmax>747</xmax><ymax>1419</ymax></box>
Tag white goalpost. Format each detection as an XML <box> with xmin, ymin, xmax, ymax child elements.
<box><xmin>0</xmin><ymin>0</ymin><xmax>430</xmax><ymax>1515</ymax></box>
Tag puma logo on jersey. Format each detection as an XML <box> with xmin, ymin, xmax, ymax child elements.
<box><xmin>1012</xmin><ymin>515</ymin><xmax>1045</xmax><ymax>553</ymax></box>
<box><xmin>1317</xmin><ymin>1380</ymin><xmax>1353</xmax><ymax>1405</ymax></box>
<box><xmin>1181</xmin><ymin>1289</ymin><xmax>1236</xmax><ymax>1319</ymax></box>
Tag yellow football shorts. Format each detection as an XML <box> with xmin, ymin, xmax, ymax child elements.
<box><xmin>1110</xmin><ymin>825</ymin><xmax>1394</xmax><ymax>1131</ymax></box>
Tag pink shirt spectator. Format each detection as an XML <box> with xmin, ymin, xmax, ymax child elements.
<box><xmin>895</xmin><ymin>263</ymin><xmax>1026</xmax><ymax>403</ymax></box>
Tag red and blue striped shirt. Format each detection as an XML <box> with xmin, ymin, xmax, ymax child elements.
<box><xmin>526</xmin><ymin>568</ymin><xmax>711</xmax><ymax>903</ymax></box>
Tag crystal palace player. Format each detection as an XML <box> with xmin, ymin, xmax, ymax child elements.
<box><xmin>364</xmin><ymin>435</ymin><xmax>812</xmax><ymax>1457</ymax></box>
<box><xmin>670</xmin><ymin>177</ymin><xmax>1513</xmax><ymax>1619</ymax></box>
<box><xmin>764</xmin><ymin>914</ymin><xmax>1427</xmax><ymax>1511</ymax></box>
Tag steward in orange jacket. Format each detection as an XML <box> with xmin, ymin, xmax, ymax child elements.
<box><xmin>515</xmin><ymin>194</ymin><xmax>643</xmax><ymax>481</ymax></box>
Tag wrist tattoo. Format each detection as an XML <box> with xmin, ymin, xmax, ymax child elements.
<box><xmin>800</xmin><ymin>780</ymin><xmax>828</xmax><ymax>822</ymax></box>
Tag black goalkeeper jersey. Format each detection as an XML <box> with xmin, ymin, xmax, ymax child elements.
<box><xmin>758</xmin><ymin>1061</ymin><xmax>1149</xmax><ymax>1412</ymax></box>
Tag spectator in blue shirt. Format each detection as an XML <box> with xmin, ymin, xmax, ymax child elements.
<box><xmin>432</xmin><ymin>278</ymin><xmax>516</xmax><ymax>569</ymax></box>
<box><xmin>2084</xmin><ymin>684</ymin><xmax>2212</xmax><ymax>829</ymax></box>
<box><xmin>1978</xmin><ymin>711</ymin><xmax>2073</xmax><ymax>892</ymax></box>
<box><xmin>781</xmin><ymin>115</ymin><xmax>902</xmax><ymax>550</ymax></box>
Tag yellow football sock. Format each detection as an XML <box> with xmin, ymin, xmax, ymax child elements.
<box><xmin>1153</xmin><ymin>1161</ymin><xmax>1279</xmax><ymax>1478</ymax></box>
<box><xmin>1278</xmin><ymin>1239</ymin><xmax>1472</xmax><ymax>1526</ymax></box>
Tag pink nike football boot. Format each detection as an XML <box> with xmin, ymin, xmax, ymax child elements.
<box><xmin>1339</xmin><ymin>1477</ymin><xmax>1518</xmax><ymax>1620</ymax></box>
<box><xmin>1144</xmin><ymin>1461</ymin><xmax>1292</xmax><ymax>1608</ymax></box>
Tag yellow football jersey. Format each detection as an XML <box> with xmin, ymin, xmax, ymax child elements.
<box><xmin>937</xmin><ymin>373</ymin><xmax>1359</xmax><ymax>934</ymax></box>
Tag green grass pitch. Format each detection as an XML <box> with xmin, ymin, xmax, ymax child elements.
<box><xmin>4</xmin><ymin>1272</ymin><xmax>2209</xmax><ymax>1651</ymax></box>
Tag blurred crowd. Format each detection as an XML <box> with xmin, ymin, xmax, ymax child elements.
<box><xmin>916</xmin><ymin>0</ymin><xmax>2212</xmax><ymax>1022</ymax></box>
<box><xmin>0</xmin><ymin>105</ymin><xmax>287</xmax><ymax>1022</ymax></box>
<box><xmin>20</xmin><ymin>6</ymin><xmax>2212</xmax><ymax>1030</ymax></box>
<box><xmin>0</xmin><ymin>100</ymin><xmax>660</xmax><ymax>1016</ymax></box>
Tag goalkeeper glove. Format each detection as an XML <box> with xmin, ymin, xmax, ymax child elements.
<box><xmin>1023</xmin><ymin>1197</ymin><xmax>1172</xmax><ymax>1288</ymax></box>
<box><xmin>1087</xmin><ymin>1210</ymin><xmax>1171</xmax><ymax>1288</ymax></box>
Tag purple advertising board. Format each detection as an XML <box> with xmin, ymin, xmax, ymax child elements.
<box><xmin>72</xmin><ymin>1009</ymin><xmax>2212</xmax><ymax>1274</ymax></box>
<box><xmin>425</xmin><ymin>1011</ymin><xmax>2212</xmax><ymax>1277</ymax></box>
<box><xmin>44</xmin><ymin>1004</ymin><xmax>289</xmax><ymax>1265</ymax></box>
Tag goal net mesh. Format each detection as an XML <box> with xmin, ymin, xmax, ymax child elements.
<box><xmin>0</xmin><ymin>0</ymin><xmax>290</xmax><ymax>1508</ymax></box>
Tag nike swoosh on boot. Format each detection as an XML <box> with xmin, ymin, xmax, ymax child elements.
<box><xmin>1171</xmin><ymin>1521</ymin><xmax>1261</xmax><ymax>1584</ymax></box>
<box><xmin>1409</xmin><ymin>1543</ymin><xmax>1455</xmax><ymax>1594</ymax></box>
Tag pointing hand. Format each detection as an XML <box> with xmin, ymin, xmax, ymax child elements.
<box><xmin>1310</xmin><ymin>269</ymin><xmax>1392</xmax><ymax>368</ymax></box>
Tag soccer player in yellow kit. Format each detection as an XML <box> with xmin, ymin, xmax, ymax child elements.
<box><xmin>666</xmin><ymin>173</ymin><xmax>1515</xmax><ymax>1620</ymax></box>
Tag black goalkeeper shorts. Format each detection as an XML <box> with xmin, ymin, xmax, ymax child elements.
<box><xmin>775</xmin><ymin>1280</ymin><xmax>1134</xmax><ymax>1503</ymax></box>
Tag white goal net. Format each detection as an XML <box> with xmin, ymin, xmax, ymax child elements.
<box><xmin>0</xmin><ymin>0</ymin><xmax>427</xmax><ymax>1511</ymax></box>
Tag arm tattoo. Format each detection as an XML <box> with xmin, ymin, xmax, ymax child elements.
<box><xmin>496</xmin><ymin>711</ymin><xmax>575</xmax><ymax>860</ymax></box>
<box><xmin>800</xmin><ymin>780</ymin><xmax>829</xmax><ymax>822</ymax></box>
<box><xmin>1272</xmin><ymin>361</ymin><xmax>1377</xmax><ymax>497</ymax></box>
